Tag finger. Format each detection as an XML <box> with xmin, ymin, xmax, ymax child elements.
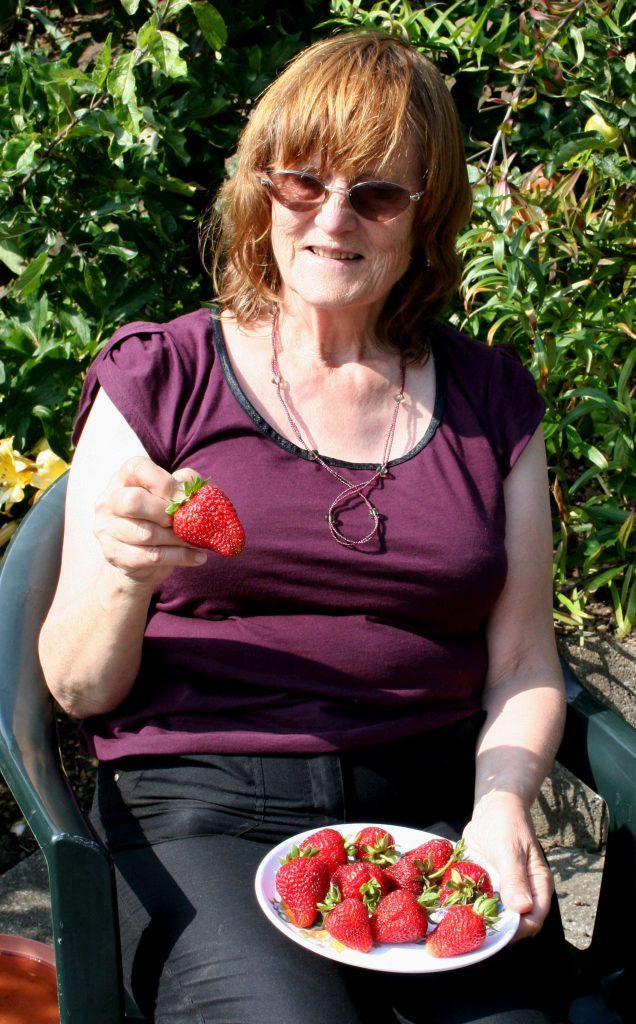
<box><xmin>98</xmin><ymin>533</ymin><xmax>208</xmax><ymax>576</ymax></box>
<box><xmin>113</xmin><ymin>455</ymin><xmax>177</xmax><ymax>499</ymax></box>
<box><xmin>508</xmin><ymin>851</ymin><xmax>554</xmax><ymax>942</ymax></box>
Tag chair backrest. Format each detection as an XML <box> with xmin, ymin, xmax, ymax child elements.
<box><xmin>0</xmin><ymin>473</ymin><xmax>138</xmax><ymax>1023</ymax></box>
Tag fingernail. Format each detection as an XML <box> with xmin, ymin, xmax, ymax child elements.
<box><xmin>194</xmin><ymin>552</ymin><xmax>207</xmax><ymax>564</ymax></box>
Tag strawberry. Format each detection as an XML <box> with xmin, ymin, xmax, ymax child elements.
<box><xmin>349</xmin><ymin>826</ymin><xmax>398</xmax><ymax>866</ymax></box>
<box><xmin>439</xmin><ymin>861</ymin><xmax>494</xmax><ymax>906</ymax></box>
<box><xmin>275</xmin><ymin>855</ymin><xmax>330</xmax><ymax>928</ymax></box>
<box><xmin>383</xmin><ymin>856</ymin><xmax>426</xmax><ymax>896</ymax></box>
<box><xmin>322</xmin><ymin>897</ymin><xmax>374</xmax><ymax>953</ymax></box>
<box><xmin>426</xmin><ymin>896</ymin><xmax>500</xmax><ymax>958</ymax></box>
<box><xmin>370</xmin><ymin>889</ymin><xmax>430</xmax><ymax>944</ymax></box>
<box><xmin>166</xmin><ymin>475</ymin><xmax>245</xmax><ymax>557</ymax></box>
<box><xmin>331</xmin><ymin>862</ymin><xmax>391</xmax><ymax>910</ymax></box>
<box><xmin>403</xmin><ymin>838</ymin><xmax>458</xmax><ymax>879</ymax></box>
<box><xmin>299</xmin><ymin>828</ymin><xmax>348</xmax><ymax>875</ymax></box>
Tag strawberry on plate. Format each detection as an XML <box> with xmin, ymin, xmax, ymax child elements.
<box><xmin>426</xmin><ymin>896</ymin><xmax>500</xmax><ymax>957</ymax></box>
<box><xmin>439</xmin><ymin>861</ymin><xmax>494</xmax><ymax>906</ymax></box>
<box><xmin>321</xmin><ymin>896</ymin><xmax>374</xmax><ymax>953</ymax></box>
<box><xmin>370</xmin><ymin>889</ymin><xmax>430</xmax><ymax>944</ymax></box>
<box><xmin>275</xmin><ymin>854</ymin><xmax>330</xmax><ymax>929</ymax></box>
<box><xmin>403</xmin><ymin>837</ymin><xmax>459</xmax><ymax>879</ymax></box>
<box><xmin>166</xmin><ymin>475</ymin><xmax>245</xmax><ymax>557</ymax></box>
<box><xmin>299</xmin><ymin>828</ymin><xmax>348</xmax><ymax>875</ymax></box>
<box><xmin>349</xmin><ymin>826</ymin><xmax>398</xmax><ymax>866</ymax></box>
<box><xmin>383</xmin><ymin>856</ymin><xmax>426</xmax><ymax>896</ymax></box>
<box><xmin>331</xmin><ymin>862</ymin><xmax>391</xmax><ymax>910</ymax></box>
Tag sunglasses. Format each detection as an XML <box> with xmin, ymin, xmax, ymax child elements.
<box><xmin>260</xmin><ymin>170</ymin><xmax>425</xmax><ymax>222</ymax></box>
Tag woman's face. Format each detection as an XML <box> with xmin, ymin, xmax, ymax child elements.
<box><xmin>267</xmin><ymin>147</ymin><xmax>422</xmax><ymax>320</ymax></box>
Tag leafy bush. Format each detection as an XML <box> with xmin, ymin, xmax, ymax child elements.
<box><xmin>1</xmin><ymin>0</ymin><xmax>634</xmax><ymax>637</ymax></box>
<box><xmin>0</xmin><ymin>0</ymin><xmax>325</xmax><ymax>527</ymax></box>
<box><xmin>327</xmin><ymin>0</ymin><xmax>635</xmax><ymax>638</ymax></box>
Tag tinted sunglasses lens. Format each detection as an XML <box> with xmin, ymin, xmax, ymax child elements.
<box><xmin>269</xmin><ymin>172</ymin><xmax>323</xmax><ymax>209</ymax></box>
<box><xmin>351</xmin><ymin>182</ymin><xmax>411</xmax><ymax>221</ymax></box>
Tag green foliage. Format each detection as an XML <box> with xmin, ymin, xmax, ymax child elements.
<box><xmin>327</xmin><ymin>0</ymin><xmax>635</xmax><ymax>638</ymax></box>
<box><xmin>0</xmin><ymin>0</ymin><xmax>326</xmax><ymax>457</ymax></box>
<box><xmin>1</xmin><ymin>0</ymin><xmax>634</xmax><ymax>637</ymax></box>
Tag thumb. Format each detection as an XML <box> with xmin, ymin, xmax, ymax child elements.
<box><xmin>497</xmin><ymin>853</ymin><xmax>534</xmax><ymax>915</ymax></box>
<box><xmin>169</xmin><ymin>467</ymin><xmax>203</xmax><ymax>500</ymax></box>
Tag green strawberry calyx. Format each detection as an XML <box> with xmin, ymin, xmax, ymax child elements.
<box><xmin>165</xmin><ymin>475</ymin><xmax>209</xmax><ymax>516</ymax></box>
<box><xmin>471</xmin><ymin>893</ymin><xmax>501</xmax><ymax>929</ymax></box>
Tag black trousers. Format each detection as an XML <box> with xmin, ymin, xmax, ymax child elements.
<box><xmin>90</xmin><ymin>718</ymin><xmax>569</xmax><ymax>1024</ymax></box>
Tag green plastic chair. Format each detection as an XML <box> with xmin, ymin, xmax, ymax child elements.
<box><xmin>0</xmin><ymin>471</ymin><xmax>634</xmax><ymax>1023</ymax></box>
<box><xmin>0</xmin><ymin>472</ymin><xmax>144</xmax><ymax>1023</ymax></box>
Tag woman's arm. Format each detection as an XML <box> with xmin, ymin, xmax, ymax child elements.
<box><xmin>462</xmin><ymin>426</ymin><xmax>566</xmax><ymax>940</ymax></box>
<box><xmin>38</xmin><ymin>387</ymin><xmax>207</xmax><ymax>718</ymax></box>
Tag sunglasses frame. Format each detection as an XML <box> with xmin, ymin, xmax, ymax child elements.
<box><xmin>260</xmin><ymin>169</ymin><xmax>425</xmax><ymax>222</ymax></box>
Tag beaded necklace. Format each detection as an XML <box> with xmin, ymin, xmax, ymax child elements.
<box><xmin>271</xmin><ymin>315</ymin><xmax>405</xmax><ymax>548</ymax></box>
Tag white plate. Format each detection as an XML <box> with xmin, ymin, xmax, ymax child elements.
<box><xmin>254</xmin><ymin>822</ymin><xmax>520</xmax><ymax>973</ymax></box>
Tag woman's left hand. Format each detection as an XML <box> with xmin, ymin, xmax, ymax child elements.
<box><xmin>462</xmin><ymin>790</ymin><xmax>554</xmax><ymax>942</ymax></box>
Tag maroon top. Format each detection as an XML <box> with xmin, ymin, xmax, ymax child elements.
<box><xmin>73</xmin><ymin>308</ymin><xmax>545</xmax><ymax>760</ymax></box>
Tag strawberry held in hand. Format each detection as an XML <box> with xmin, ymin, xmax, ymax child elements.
<box><xmin>166</xmin><ymin>476</ymin><xmax>245</xmax><ymax>557</ymax></box>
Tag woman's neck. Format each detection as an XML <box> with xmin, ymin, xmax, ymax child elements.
<box><xmin>276</xmin><ymin>294</ymin><xmax>387</xmax><ymax>368</ymax></box>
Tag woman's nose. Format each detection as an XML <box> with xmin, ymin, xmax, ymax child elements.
<box><xmin>314</xmin><ymin>186</ymin><xmax>357</xmax><ymax>230</ymax></box>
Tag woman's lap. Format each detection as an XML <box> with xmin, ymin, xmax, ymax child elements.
<box><xmin>90</xmin><ymin>725</ymin><xmax>568</xmax><ymax>1023</ymax></box>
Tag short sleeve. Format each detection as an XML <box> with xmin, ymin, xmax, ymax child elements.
<box><xmin>435</xmin><ymin>324</ymin><xmax>547</xmax><ymax>479</ymax></box>
<box><xmin>486</xmin><ymin>344</ymin><xmax>546</xmax><ymax>477</ymax></box>
<box><xmin>72</xmin><ymin>309</ymin><xmax>215</xmax><ymax>469</ymax></box>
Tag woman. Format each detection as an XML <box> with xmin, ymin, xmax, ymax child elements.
<box><xmin>39</xmin><ymin>31</ymin><xmax>567</xmax><ymax>1024</ymax></box>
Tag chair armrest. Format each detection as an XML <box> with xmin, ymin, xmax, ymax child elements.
<box><xmin>0</xmin><ymin>475</ymin><xmax>137</xmax><ymax>1022</ymax></box>
<box><xmin>557</xmin><ymin>655</ymin><xmax>636</xmax><ymax>1016</ymax></box>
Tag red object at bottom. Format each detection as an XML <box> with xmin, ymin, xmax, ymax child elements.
<box><xmin>0</xmin><ymin>936</ymin><xmax>58</xmax><ymax>1024</ymax></box>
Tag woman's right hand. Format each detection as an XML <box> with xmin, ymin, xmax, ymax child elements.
<box><xmin>94</xmin><ymin>455</ymin><xmax>208</xmax><ymax>590</ymax></box>
<box><xmin>39</xmin><ymin>391</ymin><xmax>210</xmax><ymax>717</ymax></box>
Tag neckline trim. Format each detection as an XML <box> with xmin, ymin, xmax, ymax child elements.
<box><xmin>209</xmin><ymin>312</ymin><xmax>445</xmax><ymax>471</ymax></box>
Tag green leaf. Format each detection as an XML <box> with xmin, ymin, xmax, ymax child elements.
<box><xmin>147</xmin><ymin>30</ymin><xmax>188</xmax><ymax>78</ymax></box>
<box><xmin>11</xmin><ymin>251</ymin><xmax>50</xmax><ymax>298</ymax></box>
<box><xmin>108</xmin><ymin>51</ymin><xmax>137</xmax><ymax>106</ymax></box>
<box><xmin>617</xmin><ymin>511</ymin><xmax>634</xmax><ymax>551</ymax></box>
<box><xmin>0</xmin><ymin>239</ymin><xmax>25</xmax><ymax>275</ymax></box>
<box><xmin>92</xmin><ymin>34</ymin><xmax>113</xmax><ymax>88</ymax></box>
<box><xmin>120</xmin><ymin>0</ymin><xmax>142</xmax><ymax>13</ymax></box>
<box><xmin>193</xmin><ymin>2</ymin><xmax>228</xmax><ymax>50</ymax></box>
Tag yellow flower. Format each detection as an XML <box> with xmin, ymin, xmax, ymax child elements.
<box><xmin>0</xmin><ymin>437</ymin><xmax>33</xmax><ymax>510</ymax></box>
<box><xmin>31</xmin><ymin>442</ymin><xmax>69</xmax><ymax>496</ymax></box>
<box><xmin>0</xmin><ymin>437</ymin><xmax>69</xmax><ymax>511</ymax></box>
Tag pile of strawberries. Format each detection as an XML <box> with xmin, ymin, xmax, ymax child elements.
<box><xmin>274</xmin><ymin>825</ymin><xmax>501</xmax><ymax>958</ymax></box>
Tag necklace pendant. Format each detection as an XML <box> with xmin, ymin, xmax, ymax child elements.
<box><xmin>368</xmin><ymin>507</ymin><xmax>379</xmax><ymax>519</ymax></box>
<box><xmin>394</xmin><ymin>392</ymin><xmax>405</xmax><ymax>404</ymax></box>
<box><xmin>325</xmin><ymin>512</ymin><xmax>335</xmax><ymax>524</ymax></box>
<box><xmin>271</xmin><ymin>374</ymin><xmax>283</xmax><ymax>386</ymax></box>
<box><xmin>378</xmin><ymin>464</ymin><xmax>389</xmax><ymax>477</ymax></box>
<box><xmin>308</xmin><ymin>449</ymin><xmax>319</xmax><ymax>461</ymax></box>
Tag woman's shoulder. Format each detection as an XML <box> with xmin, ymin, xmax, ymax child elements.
<box><xmin>433</xmin><ymin>320</ymin><xmax>541</xmax><ymax>399</ymax></box>
<box><xmin>104</xmin><ymin>306</ymin><xmax>215</xmax><ymax>359</ymax></box>
<box><xmin>72</xmin><ymin>307</ymin><xmax>218</xmax><ymax>458</ymax></box>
